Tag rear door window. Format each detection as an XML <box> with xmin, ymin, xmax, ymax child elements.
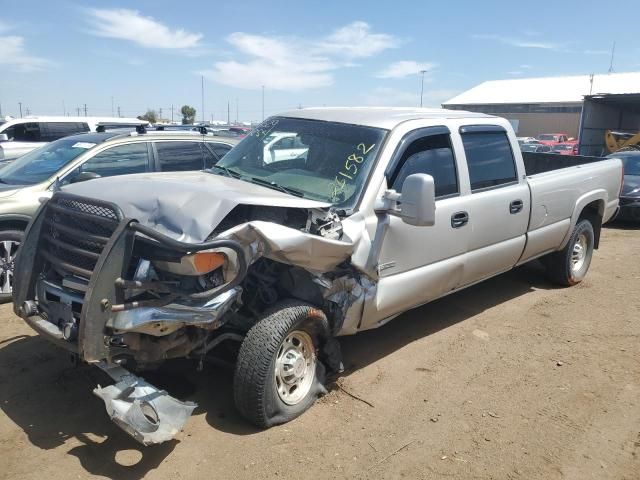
<box><xmin>155</xmin><ymin>141</ymin><xmax>216</xmax><ymax>171</ymax></box>
<box><xmin>40</xmin><ymin>122</ymin><xmax>89</xmax><ymax>141</ymax></box>
<box><xmin>461</xmin><ymin>131</ymin><xmax>517</xmax><ymax>191</ymax></box>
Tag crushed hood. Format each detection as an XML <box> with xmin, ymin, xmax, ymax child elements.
<box><xmin>62</xmin><ymin>171</ymin><xmax>330</xmax><ymax>242</ymax></box>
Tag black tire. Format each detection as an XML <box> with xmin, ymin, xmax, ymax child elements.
<box><xmin>544</xmin><ymin>219</ymin><xmax>594</xmax><ymax>286</ymax></box>
<box><xmin>0</xmin><ymin>230</ymin><xmax>23</xmax><ymax>303</ymax></box>
<box><xmin>233</xmin><ymin>300</ymin><xmax>329</xmax><ymax>428</ymax></box>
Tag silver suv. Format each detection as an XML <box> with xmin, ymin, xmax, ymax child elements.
<box><xmin>0</xmin><ymin>130</ymin><xmax>238</xmax><ymax>300</ymax></box>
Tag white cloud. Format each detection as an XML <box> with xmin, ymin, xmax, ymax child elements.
<box><xmin>376</xmin><ymin>61</ymin><xmax>437</xmax><ymax>79</ymax></box>
<box><xmin>203</xmin><ymin>22</ymin><xmax>399</xmax><ymax>91</ymax></box>
<box><xmin>202</xmin><ymin>33</ymin><xmax>334</xmax><ymax>91</ymax></box>
<box><xmin>85</xmin><ymin>8</ymin><xmax>202</xmax><ymax>49</ymax></box>
<box><xmin>0</xmin><ymin>35</ymin><xmax>53</xmax><ymax>72</ymax></box>
<box><xmin>472</xmin><ymin>33</ymin><xmax>563</xmax><ymax>50</ymax></box>
<box><xmin>317</xmin><ymin>21</ymin><xmax>399</xmax><ymax>58</ymax></box>
<box><xmin>362</xmin><ymin>87</ymin><xmax>459</xmax><ymax>107</ymax></box>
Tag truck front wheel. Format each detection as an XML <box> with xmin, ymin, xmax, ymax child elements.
<box><xmin>233</xmin><ymin>300</ymin><xmax>329</xmax><ymax>428</ymax></box>
<box><xmin>544</xmin><ymin>219</ymin><xmax>595</xmax><ymax>286</ymax></box>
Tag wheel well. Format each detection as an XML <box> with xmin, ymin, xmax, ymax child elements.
<box><xmin>578</xmin><ymin>200</ymin><xmax>604</xmax><ymax>249</ymax></box>
<box><xmin>0</xmin><ymin>219</ymin><xmax>29</xmax><ymax>232</ymax></box>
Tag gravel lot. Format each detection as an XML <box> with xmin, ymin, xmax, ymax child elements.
<box><xmin>1</xmin><ymin>224</ymin><xmax>638</xmax><ymax>480</ymax></box>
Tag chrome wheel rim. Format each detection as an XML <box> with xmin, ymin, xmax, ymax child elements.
<box><xmin>274</xmin><ymin>330</ymin><xmax>316</xmax><ymax>406</ymax></box>
<box><xmin>0</xmin><ymin>240</ymin><xmax>18</xmax><ymax>295</ymax></box>
<box><xmin>571</xmin><ymin>233</ymin><xmax>588</xmax><ymax>272</ymax></box>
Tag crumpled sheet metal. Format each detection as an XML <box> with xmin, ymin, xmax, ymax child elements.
<box><xmin>63</xmin><ymin>172</ymin><xmax>330</xmax><ymax>243</ymax></box>
<box><xmin>94</xmin><ymin>364</ymin><xmax>196</xmax><ymax>445</ymax></box>
<box><xmin>221</xmin><ymin>220</ymin><xmax>358</xmax><ymax>273</ymax></box>
<box><xmin>107</xmin><ymin>287</ymin><xmax>240</xmax><ymax>336</ymax></box>
<box><xmin>314</xmin><ymin>274</ymin><xmax>377</xmax><ymax>336</ymax></box>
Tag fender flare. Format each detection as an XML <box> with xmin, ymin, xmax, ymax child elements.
<box><xmin>0</xmin><ymin>213</ymin><xmax>32</xmax><ymax>229</ymax></box>
<box><xmin>558</xmin><ymin>189</ymin><xmax>606</xmax><ymax>250</ymax></box>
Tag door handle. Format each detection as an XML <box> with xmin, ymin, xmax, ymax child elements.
<box><xmin>451</xmin><ymin>211</ymin><xmax>469</xmax><ymax>228</ymax></box>
<box><xmin>510</xmin><ymin>199</ymin><xmax>524</xmax><ymax>214</ymax></box>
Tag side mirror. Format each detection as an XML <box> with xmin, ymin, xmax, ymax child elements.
<box><xmin>70</xmin><ymin>171</ymin><xmax>101</xmax><ymax>183</ymax></box>
<box><xmin>397</xmin><ymin>174</ymin><xmax>436</xmax><ymax>226</ymax></box>
<box><xmin>0</xmin><ymin>134</ymin><xmax>8</xmax><ymax>142</ymax></box>
<box><xmin>378</xmin><ymin>174</ymin><xmax>436</xmax><ymax>227</ymax></box>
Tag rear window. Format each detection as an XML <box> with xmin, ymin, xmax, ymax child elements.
<box><xmin>461</xmin><ymin>131</ymin><xmax>517</xmax><ymax>191</ymax></box>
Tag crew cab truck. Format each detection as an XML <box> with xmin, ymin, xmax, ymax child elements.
<box><xmin>12</xmin><ymin>108</ymin><xmax>622</xmax><ymax>445</ymax></box>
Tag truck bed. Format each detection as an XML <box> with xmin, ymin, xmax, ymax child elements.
<box><xmin>522</xmin><ymin>152</ymin><xmax>603</xmax><ymax>176</ymax></box>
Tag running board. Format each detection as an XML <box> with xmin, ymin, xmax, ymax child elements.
<box><xmin>93</xmin><ymin>363</ymin><xmax>196</xmax><ymax>445</ymax></box>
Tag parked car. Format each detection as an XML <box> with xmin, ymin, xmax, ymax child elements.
<box><xmin>521</xmin><ymin>143</ymin><xmax>551</xmax><ymax>153</ymax></box>
<box><xmin>551</xmin><ymin>143</ymin><xmax>577</xmax><ymax>156</ymax></box>
<box><xmin>0</xmin><ymin>131</ymin><xmax>238</xmax><ymax>300</ymax></box>
<box><xmin>537</xmin><ymin>133</ymin><xmax>570</xmax><ymax>146</ymax></box>
<box><xmin>263</xmin><ymin>131</ymin><xmax>309</xmax><ymax>163</ymax></box>
<box><xmin>607</xmin><ymin>148</ymin><xmax>640</xmax><ymax>221</ymax></box>
<box><xmin>13</xmin><ymin>108</ymin><xmax>622</xmax><ymax>445</ymax></box>
<box><xmin>0</xmin><ymin>116</ymin><xmax>148</xmax><ymax>162</ymax></box>
<box><xmin>517</xmin><ymin>136</ymin><xmax>538</xmax><ymax>145</ymax></box>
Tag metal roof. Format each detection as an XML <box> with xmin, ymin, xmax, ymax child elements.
<box><xmin>443</xmin><ymin>71</ymin><xmax>640</xmax><ymax>106</ymax></box>
<box><xmin>279</xmin><ymin>107</ymin><xmax>491</xmax><ymax>130</ymax></box>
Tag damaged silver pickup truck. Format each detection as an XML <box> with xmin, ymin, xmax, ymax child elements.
<box><xmin>13</xmin><ymin>108</ymin><xmax>622</xmax><ymax>445</ymax></box>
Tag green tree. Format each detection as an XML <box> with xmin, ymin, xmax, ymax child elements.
<box><xmin>181</xmin><ymin>105</ymin><xmax>197</xmax><ymax>124</ymax></box>
<box><xmin>137</xmin><ymin>109</ymin><xmax>158</xmax><ymax>123</ymax></box>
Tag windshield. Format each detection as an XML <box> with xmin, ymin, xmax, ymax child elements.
<box><xmin>537</xmin><ymin>134</ymin><xmax>557</xmax><ymax>141</ymax></box>
<box><xmin>213</xmin><ymin>117</ymin><xmax>387</xmax><ymax>208</ymax></box>
<box><xmin>552</xmin><ymin>144</ymin><xmax>572</xmax><ymax>151</ymax></box>
<box><xmin>520</xmin><ymin>144</ymin><xmax>540</xmax><ymax>152</ymax></box>
<box><xmin>0</xmin><ymin>137</ymin><xmax>95</xmax><ymax>185</ymax></box>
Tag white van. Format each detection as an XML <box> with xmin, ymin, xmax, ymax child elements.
<box><xmin>0</xmin><ymin>116</ymin><xmax>148</xmax><ymax>162</ymax></box>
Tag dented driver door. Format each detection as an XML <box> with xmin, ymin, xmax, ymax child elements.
<box><xmin>360</xmin><ymin>127</ymin><xmax>471</xmax><ymax>329</ymax></box>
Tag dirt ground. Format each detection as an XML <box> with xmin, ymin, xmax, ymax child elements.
<box><xmin>0</xmin><ymin>224</ymin><xmax>638</xmax><ymax>480</ymax></box>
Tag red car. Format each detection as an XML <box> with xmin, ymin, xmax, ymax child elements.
<box><xmin>537</xmin><ymin>133</ymin><xmax>571</xmax><ymax>146</ymax></box>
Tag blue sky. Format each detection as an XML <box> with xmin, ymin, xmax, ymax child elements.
<box><xmin>1</xmin><ymin>0</ymin><xmax>638</xmax><ymax>122</ymax></box>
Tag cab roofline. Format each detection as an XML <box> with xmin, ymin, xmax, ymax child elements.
<box><xmin>278</xmin><ymin>107</ymin><xmax>494</xmax><ymax>130</ymax></box>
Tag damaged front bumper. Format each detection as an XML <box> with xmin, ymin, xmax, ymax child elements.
<box><xmin>94</xmin><ymin>362</ymin><xmax>197</xmax><ymax>446</ymax></box>
<box><xmin>12</xmin><ymin>193</ymin><xmax>247</xmax><ymax>445</ymax></box>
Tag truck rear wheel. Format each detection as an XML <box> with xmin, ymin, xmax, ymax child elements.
<box><xmin>233</xmin><ymin>300</ymin><xmax>329</xmax><ymax>428</ymax></box>
<box><xmin>544</xmin><ymin>219</ymin><xmax>595</xmax><ymax>286</ymax></box>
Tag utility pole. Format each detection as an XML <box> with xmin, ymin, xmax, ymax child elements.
<box><xmin>83</xmin><ymin>104</ymin><xmax>87</xmax><ymax>116</ymax></box>
<box><xmin>117</xmin><ymin>106</ymin><xmax>121</xmax><ymax>118</ymax></box>
<box><xmin>76</xmin><ymin>106</ymin><xmax>81</xmax><ymax>116</ymax></box>
<box><xmin>608</xmin><ymin>41</ymin><xmax>616</xmax><ymax>73</ymax></box>
<box><xmin>419</xmin><ymin>70</ymin><xmax>428</xmax><ymax>108</ymax></box>
<box><xmin>261</xmin><ymin>85</ymin><xmax>265</xmax><ymax>121</ymax></box>
<box><xmin>111</xmin><ymin>96</ymin><xmax>114</xmax><ymax>117</ymax></box>
<box><xmin>171</xmin><ymin>104</ymin><xmax>174</xmax><ymax>123</ymax></box>
<box><xmin>201</xmin><ymin>75</ymin><xmax>205</xmax><ymax>123</ymax></box>
<box><xmin>159</xmin><ymin>107</ymin><xmax>163</xmax><ymax>121</ymax></box>
<box><xmin>25</xmin><ymin>107</ymin><xmax>30</xmax><ymax>116</ymax></box>
<box><xmin>18</xmin><ymin>102</ymin><xmax>22</xmax><ymax>118</ymax></box>
<box><xmin>236</xmin><ymin>97</ymin><xmax>239</xmax><ymax>124</ymax></box>
<box><xmin>227</xmin><ymin>100</ymin><xmax>230</xmax><ymax>125</ymax></box>
<box><xmin>62</xmin><ymin>100</ymin><xmax>66</xmax><ymax>116</ymax></box>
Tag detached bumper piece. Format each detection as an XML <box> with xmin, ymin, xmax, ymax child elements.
<box><xmin>94</xmin><ymin>363</ymin><xmax>196</xmax><ymax>445</ymax></box>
